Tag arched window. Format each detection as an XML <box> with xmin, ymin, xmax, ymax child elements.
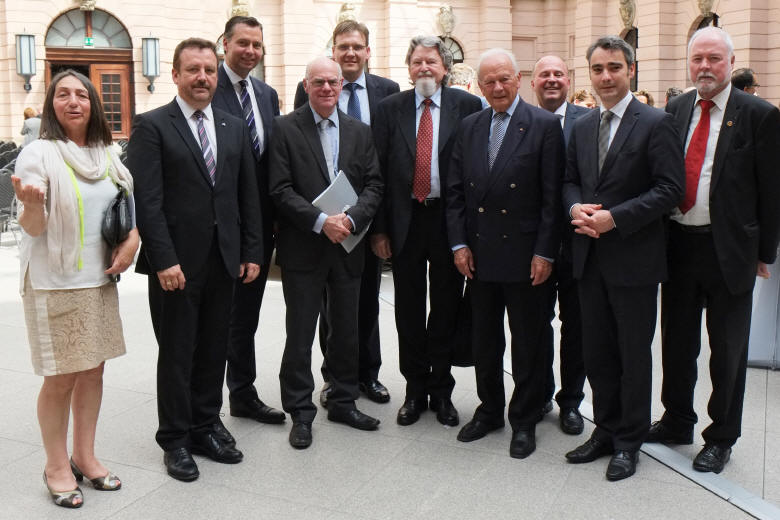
<box><xmin>440</xmin><ymin>37</ymin><xmax>464</xmax><ymax>64</ymax></box>
<box><xmin>45</xmin><ymin>9</ymin><xmax>131</xmax><ymax>48</ymax></box>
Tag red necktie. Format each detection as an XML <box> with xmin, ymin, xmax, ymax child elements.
<box><xmin>680</xmin><ymin>99</ymin><xmax>715</xmax><ymax>214</ymax></box>
<box><xmin>413</xmin><ymin>99</ymin><xmax>433</xmax><ymax>202</ymax></box>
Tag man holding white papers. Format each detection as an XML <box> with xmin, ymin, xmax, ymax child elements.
<box><xmin>268</xmin><ymin>56</ymin><xmax>383</xmax><ymax>449</ymax></box>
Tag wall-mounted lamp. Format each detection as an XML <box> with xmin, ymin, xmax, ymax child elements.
<box><xmin>16</xmin><ymin>34</ymin><xmax>36</xmax><ymax>92</ymax></box>
<box><xmin>142</xmin><ymin>37</ymin><xmax>160</xmax><ymax>93</ymax></box>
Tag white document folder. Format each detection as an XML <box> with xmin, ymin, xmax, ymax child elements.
<box><xmin>312</xmin><ymin>170</ymin><xmax>370</xmax><ymax>253</ymax></box>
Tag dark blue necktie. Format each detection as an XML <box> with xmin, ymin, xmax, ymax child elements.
<box><xmin>344</xmin><ymin>83</ymin><xmax>362</xmax><ymax>121</ymax></box>
<box><xmin>238</xmin><ymin>79</ymin><xmax>261</xmax><ymax>160</ymax></box>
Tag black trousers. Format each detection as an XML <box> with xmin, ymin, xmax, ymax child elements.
<box><xmin>392</xmin><ymin>203</ymin><xmax>461</xmax><ymax>400</ymax></box>
<box><xmin>318</xmin><ymin>246</ymin><xmax>383</xmax><ymax>383</ymax></box>
<box><xmin>471</xmin><ymin>277</ymin><xmax>551</xmax><ymax>430</ymax></box>
<box><xmin>660</xmin><ymin>224</ymin><xmax>753</xmax><ymax>447</ymax></box>
<box><xmin>278</xmin><ymin>253</ymin><xmax>361</xmax><ymax>424</ymax></box>
<box><xmin>579</xmin><ymin>253</ymin><xmax>656</xmax><ymax>452</ymax></box>
<box><xmin>544</xmin><ymin>255</ymin><xmax>586</xmax><ymax>409</ymax></box>
<box><xmin>150</xmin><ymin>241</ymin><xmax>234</xmax><ymax>451</ymax></box>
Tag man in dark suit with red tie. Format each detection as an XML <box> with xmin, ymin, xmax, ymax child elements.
<box><xmin>211</xmin><ymin>15</ymin><xmax>285</xmax><ymax>427</ymax></box>
<box><xmin>128</xmin><ymin>38</ymin><xmax>262</xmax><ymax>481</ymax></box>
<box><xmin>293</xmin><ymin>20</ymin><xmax>399</xmax><ymax>407</ymax></box>
<box><xmin>648</xmin><ymin>27</ymin><xmax>780</xmax><ymax>474</ymax></box>
<box><xmin>562</xmin><ymin>36</ymin><xmax>684</xmax><ymax>481</ymax></box>
<box><xmin>446</xmin><ymin>48</ymin><xmax>564</xmax><ymax>459</ymax></box>
<box><xmin>372</xmin><ymin>36</ymin><xmax>482</xmax><ymax>427</ymax></box>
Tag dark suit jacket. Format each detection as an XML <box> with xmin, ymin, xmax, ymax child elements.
<box><xmin>212</xmin><ymin>65</ymin><xmax>279</xmax><ymax>255</ymax></box>
<box><xmin>666</xmin><ymin>88</ymin><xmax>780</xmax><ymax>295</ymax></box>
<box><xmin>563</xmin><ymin>102</ymin><xmax>590</xmax><ymax>145</ymax></box>
<box><xmin>373</xmin><ymin>86</ymin><xmax>483</xmax><ymax>254</ymax></box>
<box><xmin>128</xmin><ymin>99</ymin><xmax>263</xmax><ymax>279</ymax></box>
<box><xmin>562</xmin><ymin>97</ymin><xmax>684</xmax><ymax>286</ymax></box>
<box><xmin>559</xmin><ymin>102</ymin><xmax>591</xmax><ymax>261</ymax></box>
<box><xmin>446</xmin><ymin>98</ymin><xmax>564</xmax><ymax>282</ymax></box>
<box><xmin>268</xmin><ymin>105</ymin><xmax>383</xmax><ymax>276</ymax></box>
<box><xmin>293</xmin><ymin>73</ymin><xmax>400</xmax><ymax>131</ymax></box>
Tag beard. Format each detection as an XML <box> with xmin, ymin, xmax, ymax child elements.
<box><xmin>414</xmin><ymin>77</ymin><xmax>437</xmax><ymax>98</ymax></box>
<box><xmin>694</xmin><ymin>73</ymin><xmax>727</xmax><ymax>96</ymax></box>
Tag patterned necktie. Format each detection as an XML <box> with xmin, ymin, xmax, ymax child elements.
<box><xmin>318</xmin><ymin>118</ymin><xmax>337</xmax><ymax>182</ymax></box>
<box><xmin>680</xmin><ymin>99</ymin><xmax>715</xmax><ymax>214</ymax></box>
<box><xmin>598</xmin><ymin>110</ymin><xmax>614</xmax><ymax>174</ymax></box>
<box><xmin>344</xmin><ymin>82</ymin><xmax>362</xmax><ymax>121</ymax></box>
<box><xmin>194</xmin><ymin>110</ymin><xmax>216</xmax><ymax>185</ymax></box>
<box><xmin>413</xmin><ymin>99</ymin><xmax>433</xmax><ymax>202</ymax></box>
<box><xmin>238</xmin><ymin>79</ymin><xmax>261</xmax><ymax>160</ymax></box>
<box><xmin>489</xmin><ymin>112</ymin><xmax>509</xmax><ymax>170</ymax></box>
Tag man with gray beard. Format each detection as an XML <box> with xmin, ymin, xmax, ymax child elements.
<box><xmin>372</xmin><ymin>36</ymin><xmax>482</xmax><ymax>427</ymax></box>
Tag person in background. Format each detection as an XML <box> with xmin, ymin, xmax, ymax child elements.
<box><xmin>12</xmin><ymin>70</ymin><xmax>139</xmax><ymax>508</ymax></box>
<box><xmin>634</xmin><ymin>89</ymin><xmax>655</xmax><ymax>106</ymax></box>
<box><xmin>21</xmin><ymin>107</ymin><xmax>41</xmax><ymax>146</ymax></box>
<box><xmin>665</xmin><ymin>87</ymin><xmax>684</xmax><ymax>104</ymax></box>
<box><xmin>731</xmin><ymin>67</ymin><xmax>760</xmax><ymax>96</ymax></box>
<box><xmin>570</xmin><ymin>88</ymin><xmax>597</xmax><ymax>108</ymax></box>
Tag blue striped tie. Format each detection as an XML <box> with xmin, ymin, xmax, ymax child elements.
<box><xmin>344</xmin><ymin>82</ymin><xmax>362</xmax><ymax>121</ymax></box>
<box><xmin>194</xmin><ymin>110</ymin><xmax>216</xmax><ymax>185</ymax></box>
<box><xmin>239</xmin><ymin>79</ymin><xmax>261</xmax><ymax>159</ymax></box>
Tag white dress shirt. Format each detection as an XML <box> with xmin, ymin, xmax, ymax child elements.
<box><xmin>553</xmin><ymin>100</ymin><xmax>567</xmax><ymax>128</ymax></box>
<box><xmin>414</xmin><ymin>86</ymin><xmax>442</xmax><ymax>199</ymax></box>
<box><xmin>339</xmin><ymin>71</ymin><xmax>371</xmax><ymax>126</ymax></box>
<box><xmin>670</xmin><ymin>83</ymin><xmax>732</xmax><ymax>226</ymax></box>
<box><xmin>599</xmin><ymin>91</ymin><xmax>634</xmax><ymax>148</ymax></box>
<box><xmin>223</xmin><ymin>63</ymin><xmax>265</xmax><ymax>154</ymax></box>
<box><xmin>176</xmin><ymin>96</ymin><xmax>217</xmax><ymax>164</ymax></box>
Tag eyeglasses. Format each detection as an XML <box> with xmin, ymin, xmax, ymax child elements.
<box><xmin>335</xmin><ymin>44</ymin><xmax>367</xmax><ymax>53</ymax></box>
<box><xmin>309</xmin><ymin>78</ymin><xmax>340</xmax><ymax>88</ymax></box>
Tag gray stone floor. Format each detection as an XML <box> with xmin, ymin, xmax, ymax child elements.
<box><xmin>0</xmin><ymin>230</ymin><xmax>778</xmax><ymax>519</ymax></box>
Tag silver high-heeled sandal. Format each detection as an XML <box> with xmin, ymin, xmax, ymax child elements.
<box><xmin>70</xmin><ymin>458</ymin><xmax>122</xmax><ymax>491</ymax></box>
<box><xmin>43</xmin><ymin>471</ymin><xmax>83</xmax><ymax>508</ymax></box>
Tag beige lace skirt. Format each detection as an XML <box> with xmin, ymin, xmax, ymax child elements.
<box><xmin>22</xmin><ymin>275</ymin><xmax>126</xmax><ymax>376</ymax></box>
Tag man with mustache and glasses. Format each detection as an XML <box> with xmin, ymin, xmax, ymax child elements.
<box><xmin>293</xmin><ymin>20</ymin><xmax>399</xmax><ymax>409</ymax></box>
<box><xmin>530</xmin><ymin>55</ymin><xmax>590</xmax><ymax>436</ymax></box>
<box><xmin>648</xmin><ymin>27</ymin><xmax>780</xmax><ymax>474</ymax></box>
<box><xmin>372</xmin><ymin>36</ymin><xmax>482</xmax><ymax>428</ymax></box>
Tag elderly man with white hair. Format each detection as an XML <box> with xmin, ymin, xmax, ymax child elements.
<box><xmin>446</xmin><ymin>48</ymin><xmax>564</xmax><ymax>459</ymax></box>
<box><xmin>648</xmin><ymin>26</ymin><xmax>780</xmax><ymax>474</ymax></box>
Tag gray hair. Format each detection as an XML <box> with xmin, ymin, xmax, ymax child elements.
<box><xmin>449</xmin><ymin>63</ymin><xmax>475</xmax><ymax>87</ymax></box>
<box><xmin>404</xmin><ymin>35</ymin><xmax>453</xmax><ymax>83</ymax></box>
<box><xmin>305</xmin><ymin>56</ymin><xmax>343</xmax><ymax>81</ymax></box>
<box><xmin>476</xmin><ymin>48</ymin><xmax>519</xmax><ymax>79</ymax></box>
<box><xmin>688</xmin><ymin>26</ymin><xmax>734</xmax><ymax>59</ymax></box>
<box><xmin>586</xmin><ymin>36</ymin><xmax>635</xmax><ymax>67</ymax></box>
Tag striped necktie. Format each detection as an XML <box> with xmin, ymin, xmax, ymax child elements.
<box><xmin>194</xmin><ymin>110</ymin><xmax>216</xmax><ymax>185</ymax></box>
<box><xmin>238</xmin><ymin>79</ymin><xmax>261</xmax><ymax>160</ymax></box>
<box><xmin>344</xmin><ymin>82</ymin><xmax>362</xmax><ymax>121</ymax></box>
<box><xmin>597</xmin><ymin>110</ymin><xmax>614</xmax><ymax>174</ymax></box>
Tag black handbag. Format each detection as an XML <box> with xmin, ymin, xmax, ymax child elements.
<box><xmin>102</xmin><ymin>187</ymin><xmax>132</xmax><ymax>282</ymax></box>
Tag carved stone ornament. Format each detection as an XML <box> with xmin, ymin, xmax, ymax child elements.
<box><xmin>231</xmin><ymin>0</ymin><xmax>249</xmax><ymax>17</ymax></box>
<box><xmin>619</xmin><ymin>0</ymin><xmax>636</xmax><ymax>30</ymax></box>
<box><xmin>79</xmin><ymin>0</ymin><xmax>96</xmax><ymax>10</ymax></box>
<box><xmin>338</xmin><ymin>3</ymin><xmax>357</xmax><ymax>23</ymax></box>
<box><xmin>438</xmin><ymin>5</ymin><xmax>456</xmax><ymax>37</ymax></box>
<box><xmin>698</xmin><ymin>0</ymin><xmax>716</xmax><ymax>15</ymax></box>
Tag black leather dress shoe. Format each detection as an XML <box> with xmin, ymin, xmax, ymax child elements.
<box><xmin>646</xmin><ymin>420</ymin><xmax>693</xmax><ymax>445</ymax></box>
<box><xmin>289</xmin><ymin>422</ymin><xmax>312</xmax><ymax>449</ymax></box>
<box><xmin>397</xmin><ymin>398</ymin><xmax>427</xmax><ymax>426</ymax></box>
<box><xmin>565</xmin><ymin>437</ymin><xmax>613</xmax><ymax>463</ymax></box>
<box><xmin>328</xmin><ymin>408</ymin><xmax>380</xmax><ymax>431</ymax></box>
<box><xmin>190</xmin><ymin>432</ymin><xmax>243</xmax><ymax>464</ymax></box>
<box><xmin>163</xmin><ymin>447</ymin><xmax>199</xmax><ymax>482</ymax></box>
<box><xmin>606</xmin><ymin>450</ymin><xmax>638</xmax><ymax>481</ymax></box>
<box><xmin>212</xmin><ymin>421</ymin><xmax>236</xmax><ymax>448</ymax></box>
<box><xmin>359</xmin><ymin>379</ymin><xmax>391</xmax><ymax>403</ymax></box>
<box><xmin>319</xmin><ymin>382</ymin><xmax>333</xmax><ymax>409</ymax></box>
<box><xmin>230</xmin><ymin>398</ymin><xmax>286</xmax><ymax>424</ymax></box>
<box><xmin>510</xmin><ymin>429</ymin><xmax>536</xmax><ymax>459</ymax></box>
<box><xmin>559</xmin><ymin>407</ymin><xmax>584</xmax><ymax>435</ymax></box>
<box><xmin>693</xmin><ymin>444</ymin><xmax>731</xmax><ymax>473</ymax></box>
<box><xmin>457</xmin><ymin>419</ymin><xmax>505</xmax><ymax>442</ymax></box>
<box><xmin>429</xmin><ymin>397</ymin><xmax>459</xmax><ymax>426</ymax></box>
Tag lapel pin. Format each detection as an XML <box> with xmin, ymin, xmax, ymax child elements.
<box><xmin>726</xmin><ymin>120</ymin><xmax>733</xmax><ymax>127</ymax></box>
<box><xmin>221</xmin><ymin>122</ymin><xmax>226</xmax><ymax>126</ymax></box>
<box><xmin>519</xmin><ymin>127</ymin><xmax>524</xmax><ymax>132</ymax></box>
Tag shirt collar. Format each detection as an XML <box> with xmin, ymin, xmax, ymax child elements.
<box><xmin>223</xmin><ymin>63</ymin><xmax>248</xmax><ymax>84</ymax></box>
<box><xmin>696</xmin><ymin>82</ymin><xmax>731</xmax><ymax>112</ymax></box>
<box><xmin>553</xmin><ymin>101</ymin><xmax>567</xmax><ymax>118</ymax></box>
<box><xmin>415</xmin><ymin>86</ymin><xmax>443</xmax><ymax>109</ymax></box>
<box><xmin>345</xmin><ymin>71</ymin><xmax>367</xmax><ymax>90</ymax></box>
<box><xmin>176</xmin><ymin>95</ymin><xmax>213</xmax><ymax>122</ymax></box>
<box><xmin>491</xmin><ymin>94</ymin><xmax>520</xmax><ymax>118</ymax></box>
<box><xmin>311</xmin><ymin>106</ymin><xmax>340</xmax><ymax>129</ymax></box>
<box><xmin>600</xmin><ymin>90</ymin><xmax>633</xmax><ymax>119</ymax></box>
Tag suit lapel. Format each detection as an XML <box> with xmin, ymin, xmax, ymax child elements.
<box><xmin>400</xmin><ymin>92</ymin><xmax>417</xmax><ymax>161</ymax></box>
<box><xmin>710</xmin><ymin>89</ymin><xmax>739</xmax><ymax>193</ymax></box>
<box><xmin>167</xmin><ymin>100</ymin><xmax>214</xmax><ymax>188</ymax></box>
<box><xmin>563</xmin><ymin>102</ymin><xmax>578</xmax><ymax>144</ymax></box>
<box><xmin>296</xmin><ymin>106</ymin><xmax>331</xmax><ymax>184</ymax></box>
<box><xmin>470</xmin><ymin>110</ymin><xmax>493</xmax><ymax>202</ymax></box>
<box><xmin>218</xmin><ymin>66</ymin><xmax>243</xmax><ymax>116</ymax></box>
<box><xmin>251</xmin><ymin>77</ymin><xmax>273</xmax><ymax>144</ymax></box>
<box><xmin>213</xmin><ymin>110</ymin><xmax>228</xmax><ymax>187</ymax></box>
<box><xmin>599</xmin><ymin>100</ymin><xmax>639</xmax><ymax>182</ymax></box>
<box><xmin>366</xmin><ymin>74</ymin><xmax>379</xmax><ymax>121</ymax></box>
<box><xmin>438</xmin><ymin>87</ymin><xmax>458</xmax><ymax>154</ymax></box>
<box><xmin>485</xmin><ymin>103</ymin><xmax>529</xmax><ymax>196</ymax></box>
